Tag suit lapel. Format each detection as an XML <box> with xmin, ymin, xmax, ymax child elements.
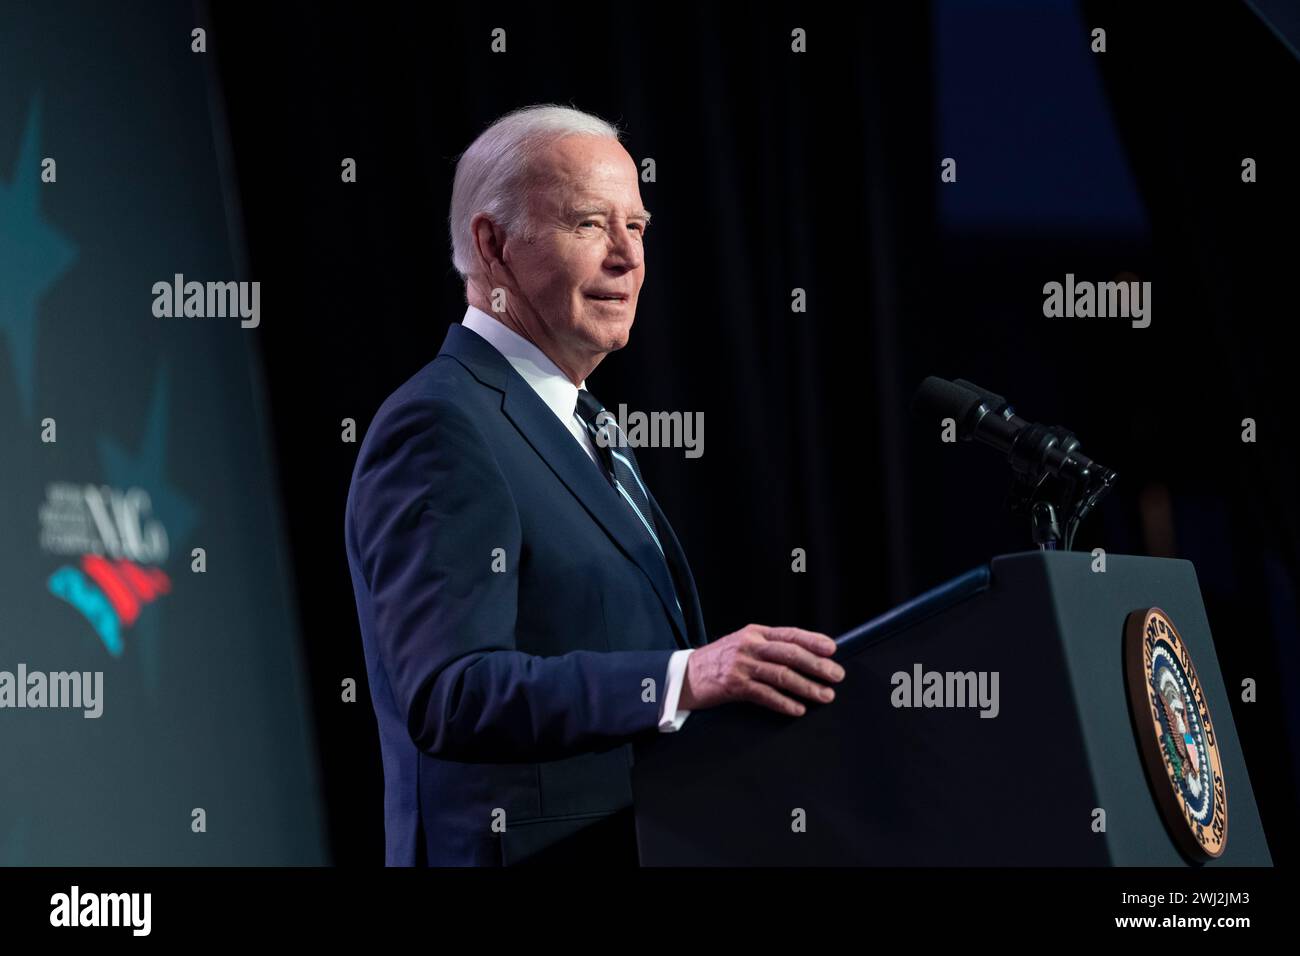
<box><xmin>439</xmin><ymin>324</ymin><xmax>692</xmax><ymax>649</ymax></box>
<box><xmin>648</xmin><ymin>491</ymin><xmax>709</xmax><ymax>649</ymax></box>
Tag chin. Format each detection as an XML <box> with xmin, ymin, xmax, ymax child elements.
<box><xmin>610</xmin><ymin>319</ymin><xmax>635</xmax><ymax>348</ymax></box>
<box><xmin>600</xmin><ymin>331</ymin><xmax>631</xmax><ymax>352</ymax></box>
<box><xmin>583</xmin><ymin>317</ymin><xmax>634</xmax><ymax>352</ymax></box>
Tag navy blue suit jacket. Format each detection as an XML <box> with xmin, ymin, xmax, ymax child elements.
<box><xmin>344</xmin><ymin>321</ymin><xmax>709</xmax><ymax>866</ymax></box>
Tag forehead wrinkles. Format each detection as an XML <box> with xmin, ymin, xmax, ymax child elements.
<box><xmin>527</xmin><ymin>142</ymin><xmax>640</xmax><ymax>219</ymax></box>
<box><xmin>561</xmin><ymin>173</ymin><xmax>646</xmax><ymax>217</ymax></box>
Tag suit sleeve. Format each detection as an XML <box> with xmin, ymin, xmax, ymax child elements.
<box><xmin>349</xmin><ymin>395</ymin><xmax>675</xmax><ymax>764</ymax></box>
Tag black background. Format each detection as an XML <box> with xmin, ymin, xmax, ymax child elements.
<box><xmin>209</xmin><ymin>0</ymin><xmax>1300</xmax><ymax>865</ymax></box>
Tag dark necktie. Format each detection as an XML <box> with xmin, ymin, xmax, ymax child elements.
<box><xmin>573</xmin><ymin>388</ymin><xmax>681</xmax><ymax>613</ymax></box>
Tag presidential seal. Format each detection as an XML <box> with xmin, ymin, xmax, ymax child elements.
<box><xmin>1124</xmin><ymin>608</ymin><xmax>1228</xmax><ymax>860</ymax></box>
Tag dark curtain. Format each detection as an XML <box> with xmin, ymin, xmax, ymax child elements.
<box><xmin>211</xmin><ymin>0</ymin><xmax>1298</xmax><ymax>865</ymax></box>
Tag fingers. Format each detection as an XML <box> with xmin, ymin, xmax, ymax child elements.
<box><xmin>749</xmin><ymin>660</ymin><xmax>836</xmax><ymax>705</ymax></box>
<box><xmin>699</xmin><ymin>625</ymin><xmax>845</xmax><ymax>718</ymax></box>
<box><xmin>752</xmin><ymin>625</ymin><xmax>838</xmax><ymax>657</ymax></box>
<box><xmin>743</xmin><ymin>680</ymin><xmax>808</xmax><ymax>717</ymax></box>
<box><xmin>752</xmin><ymin>639</ymin><xmax>845</xmax><ymax>684</ymax></box>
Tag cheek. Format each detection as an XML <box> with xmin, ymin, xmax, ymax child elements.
<box><xmin>521</xmin><ymin>241</ymin><xmax>579</xmax><ymax>298</ymax></box>
<box><xmin>575</xmin><ymin>242</ymin><xmax>612</xmax><ymax>279</ymax></box>
<box><xmin>561</xmin><ymin>254</ymin><xmax>603</xmax><ymax>303</ymax></box>
<box><xmin>535</xmin><ymin>240</ymin><xmax>612</xmax><ymax>313</ymax></box>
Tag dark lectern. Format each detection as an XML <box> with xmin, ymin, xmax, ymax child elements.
<box><xmin>631</xmin><ymin>551</ymin><xmax>1272</xmax><ymax>865</ymax></box>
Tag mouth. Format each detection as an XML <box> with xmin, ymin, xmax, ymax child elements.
<box><xmin>584</xmin><ymin>292</ymin><xmax>630</xmax><ymax>305</ymax></box>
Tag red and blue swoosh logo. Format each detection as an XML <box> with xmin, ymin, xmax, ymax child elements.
<box><xmin>48</xmin><ymin>556</ymin><xmax>172</xmax><ymax>658</ymax></box>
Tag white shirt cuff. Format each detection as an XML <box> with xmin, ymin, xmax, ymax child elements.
<box><xmin>657</xmin><ymin>649</ymin><xmax>694</xmax><ymax>732</ymax></box>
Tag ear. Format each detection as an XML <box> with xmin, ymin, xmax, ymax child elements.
<box><xmin>470</xmin><ymin>213</ymin><xmax>509</xmax><ymax>274</ymax></box>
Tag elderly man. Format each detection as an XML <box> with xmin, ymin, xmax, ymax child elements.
<box><xmin>344</xmin><ymin>104</ymin><xmax>844</xmax><ymax>866</ymax></box>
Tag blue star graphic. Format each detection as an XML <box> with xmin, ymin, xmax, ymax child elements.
<box><xmin>99</xmin><ymin>364</ymin><xmax>198</xmax><ymax>691</ymax></box>
<box><xmin>0</xmin><ymin>96</ymin><xmax>77</xmax><ymax>421</ymax></box>
<box><xmin>98</xmin><ymin>363</ymin><xmax>198</xmax><ymax>552</ymax></box>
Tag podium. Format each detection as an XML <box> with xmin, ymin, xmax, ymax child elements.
<box><xmin>631</xmin><ymin>551</ymin><xmax>1272</xmax><ymax>865</ymax></box>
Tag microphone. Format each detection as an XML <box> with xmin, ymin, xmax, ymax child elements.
<box><xmin>953</xmin><ymin>378</ymin><xmax>1007</xmax><ymax>413</ymax></box>
<box><xmin>912</xmin><ymin>376</ymin><xmax>1118</xmax><ymax>549</ymax></box>
<box><xmin>912</xmin><ymin>376</ymin><xmax>1115</xmax><ymax>489</ymax></box>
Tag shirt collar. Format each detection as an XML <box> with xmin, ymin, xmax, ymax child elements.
<box><xmin>460</xmin><ymin>303</ymin><xmax>587</xmax><ymax>422</ymax></box>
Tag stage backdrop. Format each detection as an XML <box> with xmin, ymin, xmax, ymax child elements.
<box><xmin>0</xmin><ymin>2</ymin><xmax>327</xmax><ymax>863</ymax></box>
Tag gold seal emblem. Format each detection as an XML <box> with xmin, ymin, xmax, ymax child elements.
<box><xmin>1124</xmin><ymin>608</ymin><xmax>1228</xmax><ymax>859</ymax></box>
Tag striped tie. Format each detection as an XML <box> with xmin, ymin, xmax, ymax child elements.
<box><xmin>574</xmin><ymin>389</ymin><xmax>681</xmax><ymax>613</ymax></box>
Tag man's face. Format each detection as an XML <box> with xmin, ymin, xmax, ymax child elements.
<box><xmin>500</xmin><ymin>135</ymin><xmax>648</xmax><ymax>380</ymax></box>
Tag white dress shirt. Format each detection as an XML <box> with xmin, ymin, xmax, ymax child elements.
<box><xmin>460</xmin><ymin>304</ymin><xmax>694</xmax><ymax>732</ymax></box>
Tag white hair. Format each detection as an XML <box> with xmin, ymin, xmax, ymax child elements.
<box><xmin>448</xmin><ymin>103</ymin><xmax>623</xmax><ymax>283</ymax></box>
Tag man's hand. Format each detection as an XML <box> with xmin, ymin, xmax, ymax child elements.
<box><xmin>678</xmin><ymin>625</ymin><xmax>843</xmax><ymax>716</ymax></box>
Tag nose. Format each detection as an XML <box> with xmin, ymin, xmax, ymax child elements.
<box><xmin>606</xmin><ymin>221</ymin><xmax>643</xmax><ymax>270</ymax></box>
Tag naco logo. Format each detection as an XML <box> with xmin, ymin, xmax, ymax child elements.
<box><xmin>40</xmin><ymin>482</ymin><xmax>172</xmax><ymax>657</ymax></box>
